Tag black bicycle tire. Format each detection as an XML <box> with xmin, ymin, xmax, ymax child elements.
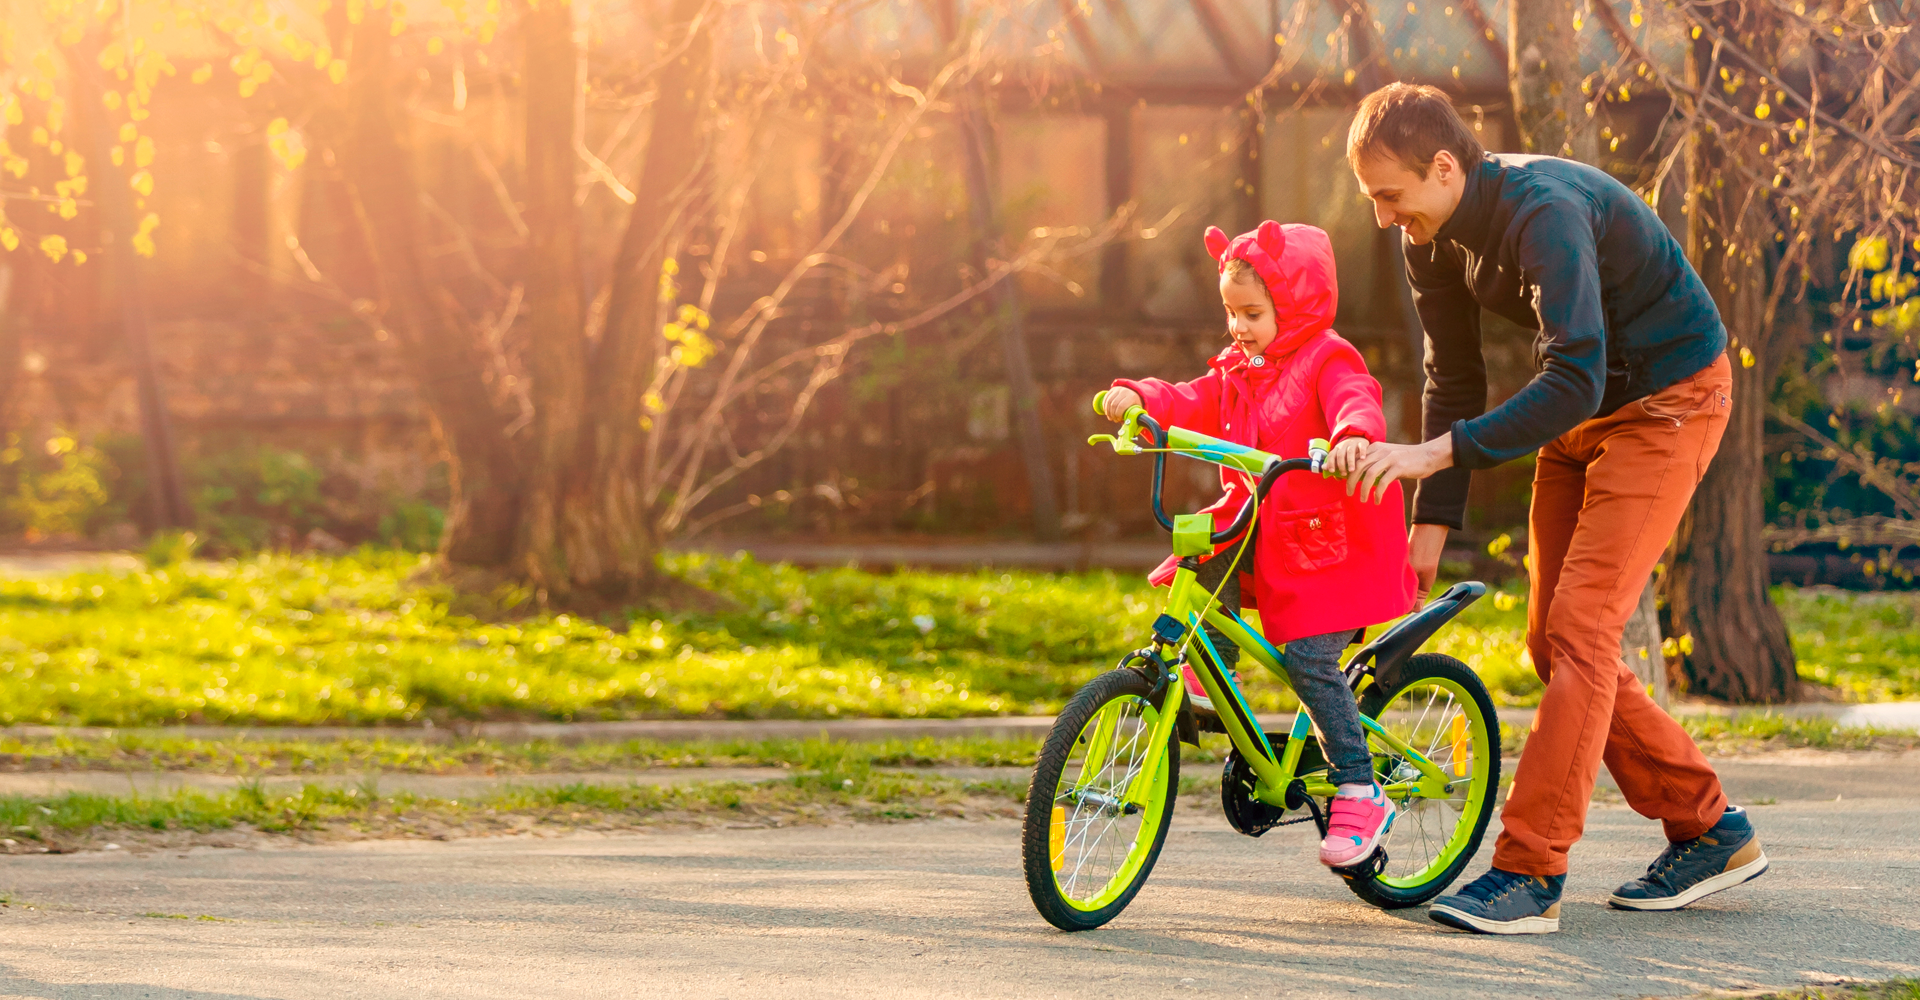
<box><xmin>1022</xmin><ymin>668</ymin><xmax>1181</xmax><ymax>931</ymax></box>
<box><xmin>1341</xmin><ymin>652</ymin><xmax>1501</xmax><ymax>909</ymax></box>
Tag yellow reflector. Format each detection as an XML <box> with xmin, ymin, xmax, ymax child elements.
<box><xmin>1450</xmin><ymin>714</ymin><xmax>1470</xmax><ymax>776</ymax></box>
<box><xmin>1050</xmin><ymin>805</ymin><xmax>1067</xmax><ymax>871</ymax></box>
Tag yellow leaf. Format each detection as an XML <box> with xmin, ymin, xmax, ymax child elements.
<box><xmin>111</xmin><ymin>146</ymin><xmax>125</xmax><ymax>167</ymax></box>
<box><xmin>57</xmin><ymin>198</ymin><xmax>77</xmax><ymax>220</ymax></box>
<box><xmin>132</xmin><ymin>213</ymin><xmax>160</xmax><ymax>257</ymax></box>
<box><xmin>64</xmin><ymin>151</ymin><xmax>83</xmax><ymax>177</ymax></box>
<box><xmin>134</xmin><ymin>136</ymin><xmax>155</xmax><ymax>168</ymax></box>
<box><xmin>390</xmin><ymin>18</ymin><xmax>407</xmax><ymax>36</ymax></box>
<box><xmin>329</xmin><ymin>62</ymin><xmax>347</xmax><ymax>85</ymax></box>
<box><xmin>38</xmin><ymin>234</ymin><xmax>67</xmax><ymax>262</ymax></box>
<box><xmin>30</xmin><ymin>126</ymin><xmax>48</xmax><ymax>147</ymax></box>
<box><xmin>102</xmin><ymin>91</ymin><xmax>123</xmax><ymax>112</ymax></box>
<box><xmin>119</xmin><ymin>123</ymin><xmax>138</xmax><ymax>143</ymax></box>
<box><xmin>0</xmin><ymin>228</ymin><xmax>16</xmax><ymax>251</ymax></box>
<box><xmin>1754</xmin><ymin>102</ymin><xmax>1771</xmax><ymax>119</ymax></box>
<box><xmin>130</xmin><ymin>170</ymin><xmax>153</xmax><ymax>197</ymax></box>
<box><xmin>1740</xmin><ymin>346</ymin><xmax>1756</xmax><ymax>368</ymax></box>
<box><xmin>428</xmin><ymin>36</ymin><xmax>445</xmax><ymax>55</ymax></box>
<box><xmin>2</xmin><ymin>101</ymin><xmax>20</xmax><ymax>126</ymax></box>
<box><xmin>71</xmin><ymin>250</ymin><xmax>86</xmax><ymax>265</ymax></box>
<box><xmin>192</xmin><ymin>64</ymin><xmax>213</xmax><ymax>84</ymax></box>
<box><xmin>314</xmin><ymin>47</ymin><xmax>332</xmax><ymax>70</ymax></box>
<box><xmin>267</xmin><ymin>117</ymin><xmax>289</xmax><ymax>136</ymax></box>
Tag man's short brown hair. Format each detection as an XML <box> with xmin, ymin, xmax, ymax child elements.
<box><xmin>1346</xmin><ymin>83</ymin><xmax>1484</xmax><ymax>179</ymax></box>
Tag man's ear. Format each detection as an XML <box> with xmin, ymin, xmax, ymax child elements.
<box><xmin>1432</xmin><ymin>149</ymin><xmax>1459</xmax><ymax>183</ymax></box>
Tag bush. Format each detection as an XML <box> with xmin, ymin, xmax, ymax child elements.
<box><xmin>378</xmin><ymin>500</ymin><xmax>445</xmax><ymax>552</ymax></box>
<box><xmin>0</xmin><ymin>432</ymin><xmax>115</xmax><ymax>540</ymax></box>
<box><xmin>190</xmin><ymin>446</ymin><xmax>327</xmax><ymax>553</ymax></box>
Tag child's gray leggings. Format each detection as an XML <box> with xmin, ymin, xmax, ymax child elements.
<box><xmin>1190</xmin><ymin>531</ymin><xmax>1376</xmax><ymax>786</ymax></box>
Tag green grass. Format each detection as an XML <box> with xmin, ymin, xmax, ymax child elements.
<box><xmin>0</xmin><ymin>747</ymin><xmax>1033</xmax><ymax>848</ymax></box>
<box><xmin>0</xmin><ymin>732</ymin><xmax>1051</xmax><ymax>774</ymax></box>
<box><xmin>1</xmin><ymin>716</ymin><xmax>1910</xmax><ymax>845</ymax></box>
<box><xmin>5</xmin><ymin>710</ymin><xmax>1909</xmax><ymax>781</ymax></box>
<box><xmin>0</xmin><ymin>550</ymin><xmax>1909</xmax><ymax>728</ymax></box>
<box><xmin>1780</xmin><ymin>587</ymin><xmax>1920</xmax><ymax>700</ymax></box>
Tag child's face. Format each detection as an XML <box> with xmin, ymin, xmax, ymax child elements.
<box><xmin>1220</xmin><ymin>274</ymin><xmax>1279</xmax><ymax>357</ymax></box>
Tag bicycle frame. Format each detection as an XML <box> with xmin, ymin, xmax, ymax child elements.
<box><xmin>1086</xmin><ymin>398</ymin><xmax>1485</xmax><ymax>814</ymax></box>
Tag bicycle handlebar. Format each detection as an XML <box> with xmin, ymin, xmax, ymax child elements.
<box><xmin>1088</xmin><ymin>392</ymin><xmax>1328</xmax><ymax>546</ymax></box>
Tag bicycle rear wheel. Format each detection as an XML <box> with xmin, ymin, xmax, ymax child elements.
<box><xmin>1022</xmin><ymin>668</ymin><xmax>1179</xmax><ymax>931</ymax></box>
<box><xmin>1340</xmin><ymin>652</ymin><xmax>1500</xmax><ymax>909</ymax></box>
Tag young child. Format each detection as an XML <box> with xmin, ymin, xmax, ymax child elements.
<box><xmin>1102</xmin><ymin>220</ymin><xmax>1419</xmax><ymax>868</ymax></box>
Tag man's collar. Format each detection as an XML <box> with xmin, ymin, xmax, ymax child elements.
<box><xmin>1432</xmin><ymin>153</ymin><xmax>1498</xmax><ymax>249</ymax></box>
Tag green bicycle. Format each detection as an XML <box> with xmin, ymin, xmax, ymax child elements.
<box><xmin>1021</xmin><ymin>397</ymin><xmax>1501</xmax><ymax>931</ymax></box>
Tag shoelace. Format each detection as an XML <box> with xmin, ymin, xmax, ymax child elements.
<box><xmin>1637</xmin><ymin>838</ymin><xmax>1702</xmax><ymax>891</ymax></box>
<box><xmin>1455</xmin><ymin>868</ymin><xmax>1534</xmax><ymax>904</ymax></box>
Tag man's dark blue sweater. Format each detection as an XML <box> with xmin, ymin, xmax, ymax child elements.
<box><xmin>1407</xmin><ymin>153</ymin><xmax>1727</xmax><ymax>530</ymax></box>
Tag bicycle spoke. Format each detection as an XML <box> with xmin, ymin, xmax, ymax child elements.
<box><xmin>1050</xmin><ymin>693</ymin><xmax>1164</xmax><ymax>906</ymax></box>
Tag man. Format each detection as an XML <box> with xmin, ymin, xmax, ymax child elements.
<box><xmin>1341</xmin><ymin>83</ymin><xmax>1768</xmax><ymax>935</ymax></box>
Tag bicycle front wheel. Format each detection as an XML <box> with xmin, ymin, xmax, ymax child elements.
<box><xmin>1342</xmin><ymin>652</ymin><xmax>1501</xmax><ymax>909</ymax></box>
<box><xmin>1022</xmin><ymin>668</ymin><xmax>1179</xmax><ymax>931</ymax></box>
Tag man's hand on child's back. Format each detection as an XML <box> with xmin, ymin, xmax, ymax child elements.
<box><xmin>1103</xmin><ymin>387</ymin><xmax>1143</xmax><ymax>422</ymax></box>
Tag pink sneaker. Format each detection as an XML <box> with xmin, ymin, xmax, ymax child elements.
<box><xmin>1320</xmin><ymin>784</ymin><xmax>1395</xmax><ymax>867</ymax></box>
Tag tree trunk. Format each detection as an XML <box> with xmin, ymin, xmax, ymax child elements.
<box><xmin>1667</xmin><ymin>35</ymin><xmax>1798</xmax><ymax>704</ymax></box>
<box><xmin>335</xmin><ymin>11</ymin><xmax>522</xmax><ymax>566</ymax></box>
<box><xmin>517</xmin><ymin>0</ymin><xmax>590</xmax><ymax>594</ymax></box>
<box><xmin>957</xmin><ymin>94</ymin><xmax>1061</xmax><ymax>541</ymax></box>
<box><xmin>561</xmin><ymin>0</ymin><xmax>713</xmax><ymax>594</ymax></box>
<box><xmin>79</xmin><ymin>55</ymin><xmax>190</xmax><ymax>530</ymax></box>
<box><xmin>1619</xmin><ymin>580</ymin><xmax>1669</xmax><ymax>708</ymax></box>
<box><xmin>1508</xmin><ymin>0</ymin><xmax>1597</xmax><ymax>160</ymax></box>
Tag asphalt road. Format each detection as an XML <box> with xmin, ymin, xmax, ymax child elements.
<box><xmin>1</xmin><ymin>757</ymin><xmax>1916</xmax><ymax>1000</ymax></box>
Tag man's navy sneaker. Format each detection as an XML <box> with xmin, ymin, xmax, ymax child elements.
<box><xmin>1429</xmin><ymin>868</ymin><xmax>1566</xmax><ymax>934</ymax></box>
<box><xmin>1609</xmin><ymin>804</ymin><xmax>1768</xmax><ymax>911</ymax></box>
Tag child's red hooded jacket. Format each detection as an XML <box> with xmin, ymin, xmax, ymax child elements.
<box><xmin>1113</xmin><ymin>221</ymin><xmax>1417</xmax><ymax>644</ymax></box>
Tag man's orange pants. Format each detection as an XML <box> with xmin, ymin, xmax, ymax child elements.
<box><xmin>1492</xmin><ymin>353</ymin><xmax>1734</xmax><ymax>876</ymax></box>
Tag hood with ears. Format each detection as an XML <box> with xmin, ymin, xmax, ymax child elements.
<box><xmin>1204</xmin><ymin>220</ymin><xmax>1340</xmax><ymax>361</ymax></box>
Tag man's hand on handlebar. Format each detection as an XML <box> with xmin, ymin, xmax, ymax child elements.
<box><xmin>1347</xmin><ymin>436</ymin><xmax>1454</xmax><ymax>504</ymax></box>
<box><xmin>1102</xmin><ymin>387</ymin><xmax>1142</xmax><ymax>423</ymax></box>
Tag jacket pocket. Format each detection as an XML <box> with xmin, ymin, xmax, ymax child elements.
<box><xmin>1272</xmin><ymin>502</ymin><xmax>1349</xmax><ymax>575</ymax></box>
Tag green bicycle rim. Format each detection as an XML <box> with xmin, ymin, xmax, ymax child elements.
<box><xmin>1369</xmin><ymin>675</ymin><xmax>1493</xmax><ymax>890</ymax></box>
<box><xmin>1051</xmin><ymin>694</ymin><xmax>1172</xmax><ymax>911</ymax></box>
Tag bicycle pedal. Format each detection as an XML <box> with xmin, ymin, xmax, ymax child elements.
<box><xmin>1332</xmin><ymin>848</ymin><xmax>1388</xmax><ymax>881</ymax></box>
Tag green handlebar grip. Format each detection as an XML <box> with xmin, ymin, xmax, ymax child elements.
<box><xmin>1091</xmin><ymin>390</ymin><xmax>1109</xmax><ymax>416</ymax></box>
<box><xmin>1309</xmin><ymin>437</ymin><xmax>1335</xmax><ymax>478</ymax></box>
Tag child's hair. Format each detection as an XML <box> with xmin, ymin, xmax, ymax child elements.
<box><xmin>1221</xmin><ymin>257</ymin><xmax>1272</xmax><ymax>302</ymax></box>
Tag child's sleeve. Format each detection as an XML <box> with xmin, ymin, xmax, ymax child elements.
<box><xmin>1317</xmin><ymin>349</ymin><xmax>1389</xmax><ymax>445</ymax></box>
<box><xmin>1111</xmin><ymin>373</ymin><xmax>1224</xmax><ymax>437</ymax></box>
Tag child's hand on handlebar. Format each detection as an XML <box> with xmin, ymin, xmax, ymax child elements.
<box><xmin>1102</xmin><ymin>387</ymin><xmax>1142</xmax><ymax>422</ymax></box>
<box><xmin>1325</xmin><ymin>436</ymin><xmax>1370</xmax><ymax>487</ymax></box>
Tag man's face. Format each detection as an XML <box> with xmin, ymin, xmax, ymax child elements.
<box><xmin>1353</xmin><ymin>150</ymin><xmax>1465</xmax><ymax>246</ymax></box>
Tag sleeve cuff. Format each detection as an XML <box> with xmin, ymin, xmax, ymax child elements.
<box><xmin>1329</xmin><ymin>423</ymin><xmax>1372</xmax><ymax>445</ymax></box>
<box><xmin>1450</xmin><ymin>419</ymin><xmax>1494</xmax><ymax>471</ymax></box>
